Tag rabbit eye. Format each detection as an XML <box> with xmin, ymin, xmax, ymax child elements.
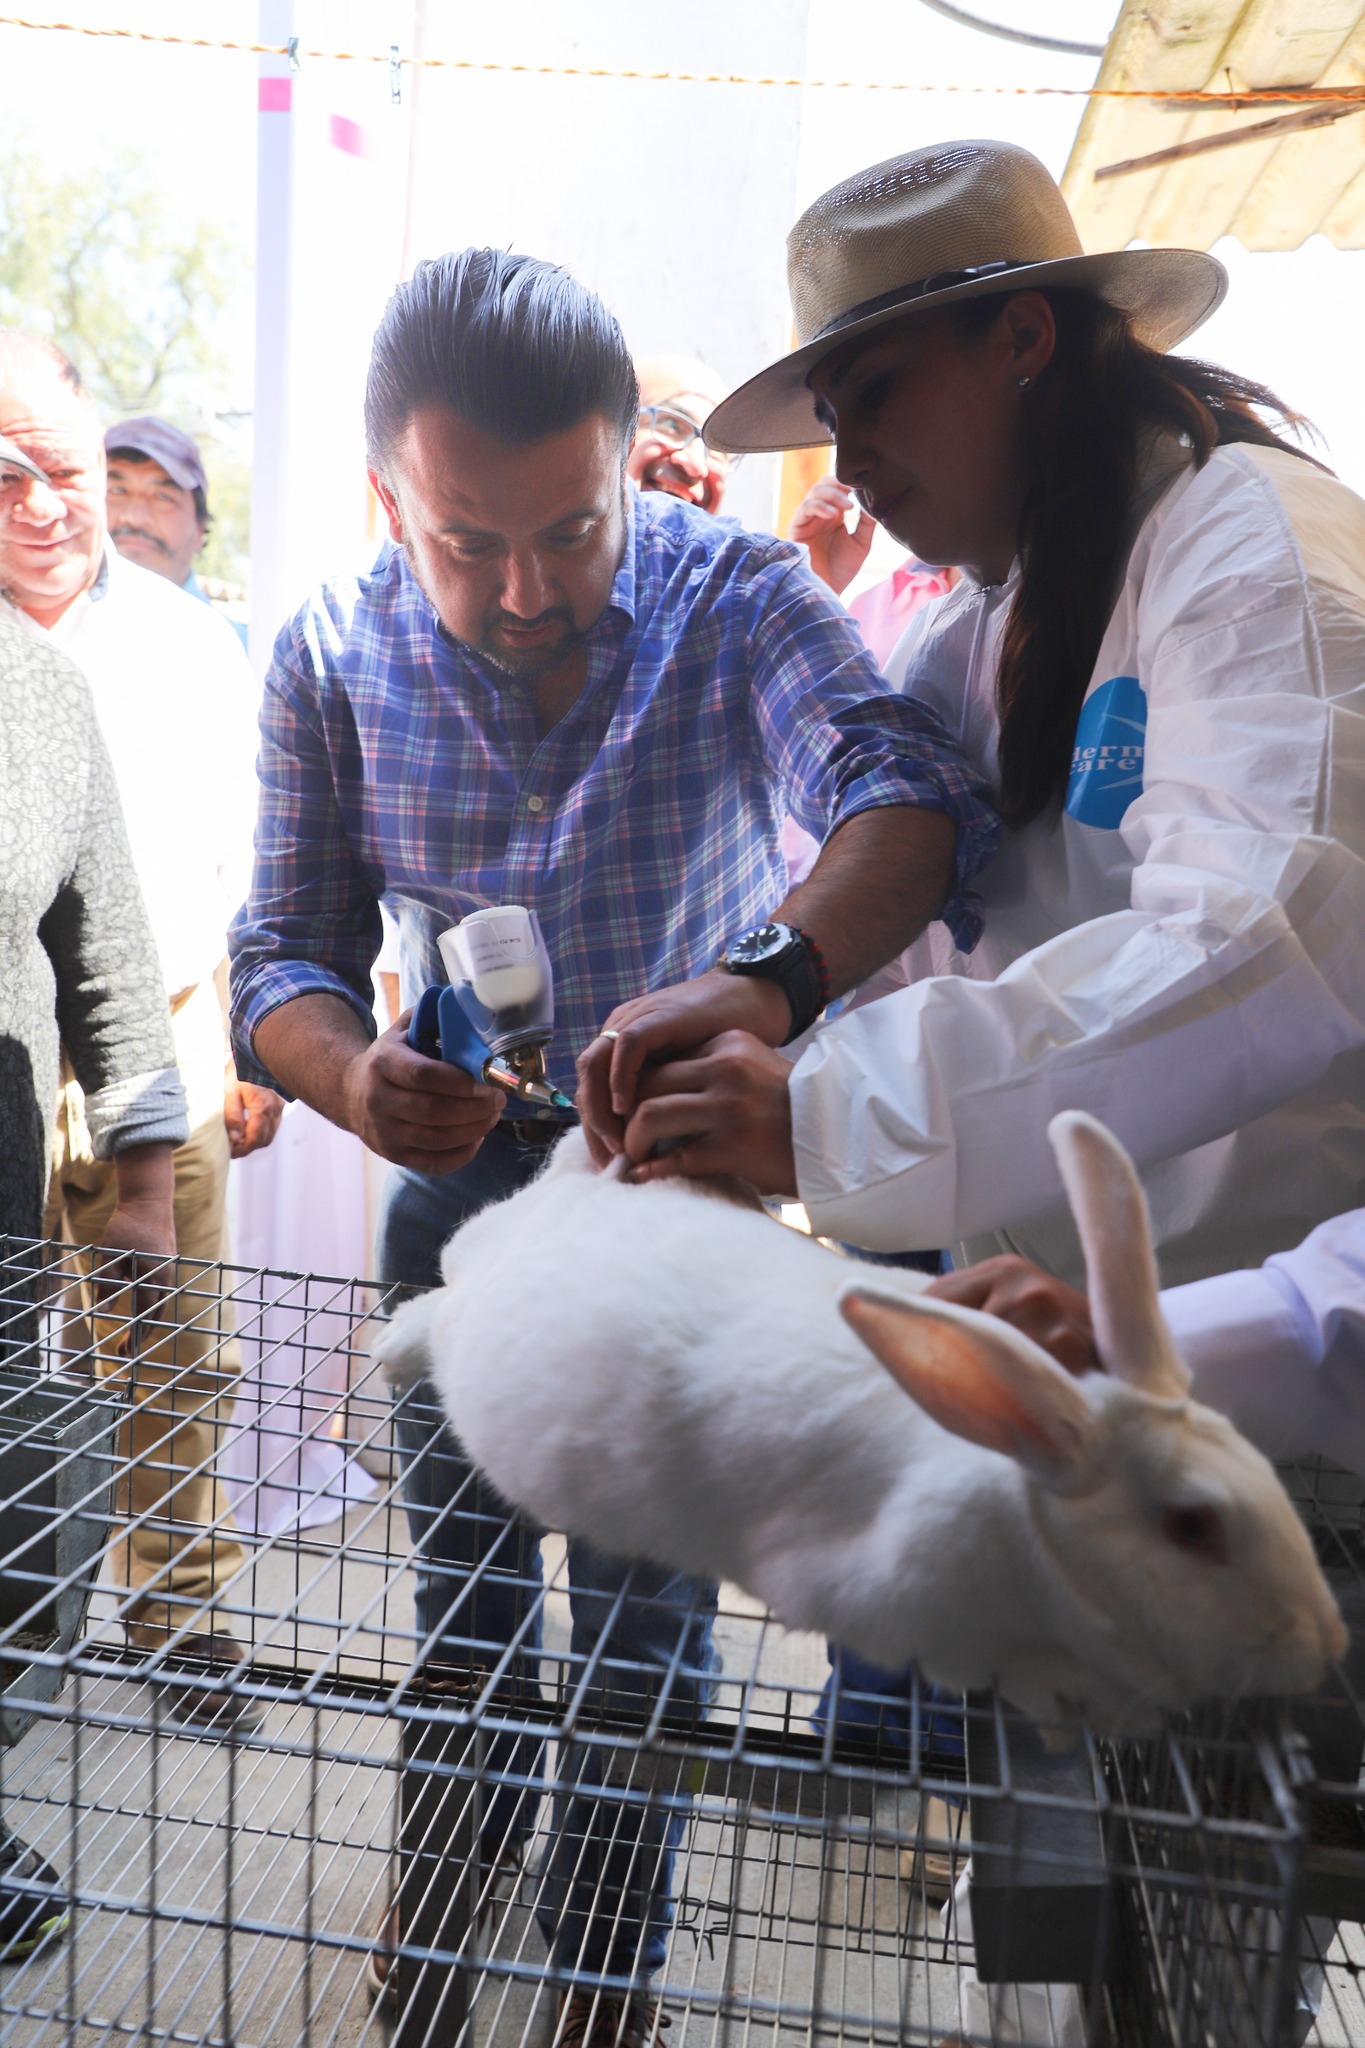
<box><xmin>1161</xmin><ymin>1503</ymin><xmax>1228</xmax><ymax>1563</ymax></box>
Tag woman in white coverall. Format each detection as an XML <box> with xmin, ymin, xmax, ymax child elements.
<box><xmin>593</xmin><ymin>138</ymin><xmax>1365</xmax><ymax>1289</ymax></box>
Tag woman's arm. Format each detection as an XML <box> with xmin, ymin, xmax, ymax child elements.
<box><xmin>626</xmin><ymin>456</ymin><xmax>1365</xmax><ymax>1250</ymax></box>
<box><xmin>792</xmin><ymin>496</ymin><xmax>1365</xmax><ymax>1246</ymax></box>
<box><xmin>928</xmin><ymin>1213</ymin><xmax>1365</xmax><ymax>1478</ymax></box>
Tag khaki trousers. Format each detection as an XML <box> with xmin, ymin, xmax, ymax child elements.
<box><xmin>43</xmin><ymin>982</ymin><xmax>246</xmax><ymax>1646</ymax></box>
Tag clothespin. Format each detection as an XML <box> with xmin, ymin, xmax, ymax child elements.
<box><xmin>287</xmin><ymin>35</ymin><xmax>301</xmax><ymax>71</ymax></box>
<box><xmin>390</xmin><ymin>43</ymin><xmax>402</xmax><ymax>105</ymax></box>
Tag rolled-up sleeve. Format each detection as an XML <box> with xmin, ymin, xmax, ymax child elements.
<box><xmin>228</xmin><ymin>622</ymin><xmax>382</xmax><ymax>1089</ymax></box>
<box><xmin>743</xmin><ymin>558</ymin><xmax>999</xmax><ymax>953</ymax></box>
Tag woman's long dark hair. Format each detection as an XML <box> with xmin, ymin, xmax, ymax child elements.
<box><xmin>954</xmin><ymin>289</ymin><xmax>1319</xmax><ymax>828</ymax></box>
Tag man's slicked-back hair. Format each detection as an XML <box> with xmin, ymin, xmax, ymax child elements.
<box><xmin>364</xmin><ymin>249</ymin><xmax>638</xmax><ymax>473</ymax></box>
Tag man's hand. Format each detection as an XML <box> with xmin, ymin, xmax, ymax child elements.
<box><xmin>98</xmin><ymin>1140</ymin><xmax>177</xmax><ymax>1328</ymax></box>
<box><xmin>342</xmin><ymin>1012</ymin><xmax>504</xmax><ymax>1173</ymax></box>
<box><xmin>251</xmin><ymin>992</ymin><xmax>506</xmax><ymax>1174</ymax></box>
<box><xmin>926</xmin><ymin>1256</ymin><xmax>1100</xmax><ymax>1377</ymax></box>
<box><xmin>577</xmin><ymin>969</ymin><xmax>791</xmax><ymax>1164</ymax></box>
<box><xmin>577</xmin><ymin>809</ymin><xmax>955</xmax><ymax>1165</ymax></box>
<box><xmin>224</xmin><ymin>1073</ymin><xmax>285</xmax><ymax>1159</ymax></box>
<box><xmin>788</xmin><ymin>477</ymin><xmax>876</xmax><ymax>596</ymax></box>
<box><xmin>616</xmin><ymin>1030</ymin><xmax>797</xmax><ymax>1195</ymax></box>
<box><xmin>101</xmin><ymin>1195</ymin><xmax>177</xmax><ymax>1264</ymax></box>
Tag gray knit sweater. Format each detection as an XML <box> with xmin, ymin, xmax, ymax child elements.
<box><xmin>0</xmin><ymin>605</ymin><xmax>188</xmax><ymax>1240</ymax></box>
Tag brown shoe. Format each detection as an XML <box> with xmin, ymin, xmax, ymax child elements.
<box><xmin>142</xmin><ymin>1634</ymin><xmax>264</xmax><ymax>1736</ymax></box>
<box><xmin>557</xmin><ymin>1991</ymin><xmax>670</xmax><ymax>2048</ymax></box>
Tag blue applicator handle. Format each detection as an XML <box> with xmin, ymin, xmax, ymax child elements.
<box><xmin>407</xmin><ymin>985</ymin><xmax>493</xmax><ymax>1080</ymax></box>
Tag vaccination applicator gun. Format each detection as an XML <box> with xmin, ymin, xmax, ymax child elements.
<box><xmin>407</xmin><ymin>906</ymin><xmax>574</xmax><ymax>1115</ymax></box>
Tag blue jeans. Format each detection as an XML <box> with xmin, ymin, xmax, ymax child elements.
<box><xmin>378</xmin><ymin>1130</ymin><xmax>718</xmax><ymax>1983</ymax></box>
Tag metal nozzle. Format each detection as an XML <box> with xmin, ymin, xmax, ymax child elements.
<box><xmin>483</xmin><ymin>1043</ymin><xmax>574</xmax><ymax>1113</ymax></box>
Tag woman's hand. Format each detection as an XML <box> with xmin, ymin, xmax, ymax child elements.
<box><xmin>788</xmin><ymin>477</ymin><xmax>877</xmax><ymax>596</ymax></box>
<box><xmin>926</xmin><ymin>1255</ymin><xmax>1100</xmax><ymax>1376</ymax></box>
<box><xmin>619</xmin><ymin>1030</ymin><xmax>798</xmax><ymax>1196</ymax></box>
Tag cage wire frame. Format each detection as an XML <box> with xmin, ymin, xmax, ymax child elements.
<box><xmin>0</xmin><ymin>1234</ymin><xmax>1361</xmax><ymax>2048</ymax></box>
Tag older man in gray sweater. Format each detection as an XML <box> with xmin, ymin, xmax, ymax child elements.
<box><xmin>0</xmin><ymin>437</ymin><xmax>188</xmax><ymax>1963</ymax></box>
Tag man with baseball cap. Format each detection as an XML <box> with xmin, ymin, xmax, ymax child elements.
<box><xmin>104</xmin><ymin>416</ymin><xmax>247</xmax><ymax>648</ymax></box>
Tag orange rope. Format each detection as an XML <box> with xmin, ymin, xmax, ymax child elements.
<box><xmin>0</xmin><ymin>11</ymin><xmax>1363</xmax><ymax>103</ymax></box>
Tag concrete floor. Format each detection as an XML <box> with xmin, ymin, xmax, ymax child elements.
<box><xmin>0</xmin><ymin>1504</ymin><xmax>969</xmax><ymax>2048</ymax></box>
<box><xmin>3</xmin><ymin>1489</ymin><xmax>1345</xmax><ymax>2048</ymax></box>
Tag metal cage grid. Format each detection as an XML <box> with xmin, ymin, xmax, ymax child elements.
<box><xmin>0</xmin><ymin>1236</ymin><xmax>1360</xmax><ymax>2048</ymax></box>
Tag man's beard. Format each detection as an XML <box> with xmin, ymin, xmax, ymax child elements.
<box><xmin>404</xmin><ymin>540</ymin><xmax>583</xmax><ymax>681</ymax></box>
<box><xmin>474</xmin><ymin>604</ymin><xmax>582</xmax><ymax>681</ymax></box>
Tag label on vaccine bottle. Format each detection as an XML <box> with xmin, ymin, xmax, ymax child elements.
<box><xmin>442</xmin><ymin>908</ymin><xmax>544</xmax><ymax>1012</ymax></box>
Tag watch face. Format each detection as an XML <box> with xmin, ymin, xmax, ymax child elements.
<box><xmin>727</xmin><ymin>922</ymin><xmax>794</xmax><ymax>968</ymax></box>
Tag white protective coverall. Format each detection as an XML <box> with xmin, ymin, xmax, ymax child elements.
<box><xmin>789</xmin><ymin>441</ymin><xmax>1365</xmax><ymax>1284</ymax></box>
<box><xmin>1163</xmin><ymin>1206</ymin><xmax>1365</xmax><ymax>1476</ymax></box>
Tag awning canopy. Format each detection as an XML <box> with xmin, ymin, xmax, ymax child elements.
<box><xmin>1061</xmin><ymin>0</ymin><xmax>1365</xmax><ymax>251</ymax></box>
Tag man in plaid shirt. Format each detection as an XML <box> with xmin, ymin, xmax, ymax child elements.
<box><xmin>229</xmin><ymin>248</ymin><xmax>995</xmax><ymax>2042</ymax></box>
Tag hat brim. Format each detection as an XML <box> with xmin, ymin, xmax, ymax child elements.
<box><xmin>0</xmin><ymin>435</ymin><xmax>47</xmax><ymax>486</ymax></box>
<box><xmin>704</xmin><ymin>247</ymin><xmax>1228</xmax><ymax>455</ymax></box>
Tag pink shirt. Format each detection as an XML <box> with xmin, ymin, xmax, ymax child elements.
<box><xmin>781</xmin><ymin>560</ymin><xmax>956</xmax><ymax>886</ymax></box>
<box><xmin>847</xmin><ymin>560</ymin><xmax>956</xmax><ymax>670</ymax></box>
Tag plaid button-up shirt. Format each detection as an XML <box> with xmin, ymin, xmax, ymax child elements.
<box><xmin>229</xmin><ymin>490</ymin><xmax>997</xmax><ymax>1099</ymax></box>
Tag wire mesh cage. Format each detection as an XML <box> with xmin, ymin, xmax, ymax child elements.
<box><xmin>0</xmin><ymin>1235</ymin><xmax>1361</xmax><ymax>2048</ymax></box>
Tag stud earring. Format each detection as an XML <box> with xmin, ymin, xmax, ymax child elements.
<box><xmin>1017</xmin><ymin>375</ymin><xmax>1031</xmax><ymax>390</ymax></box>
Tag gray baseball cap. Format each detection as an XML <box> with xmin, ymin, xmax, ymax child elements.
<box><xmin>104</xmin><ymin>416</ymin><xmax>208</xmax><ymax>495</ymax></box>
<box><xmin>0</xmin><ymin>433</ymin><xmax>46</xmax><ymax>484</ymax></box>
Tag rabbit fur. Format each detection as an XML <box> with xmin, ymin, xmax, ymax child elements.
<box><xmin>375</xmin><ymin>1111</ymin><xmax>1345</xmax><ymax>1734</ymax></box>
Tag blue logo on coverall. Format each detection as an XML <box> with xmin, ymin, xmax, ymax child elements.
<box><xmin>1066</xmin><ymin>675</ymin><xmax>1147</xmax><ymax>829</ymax></box>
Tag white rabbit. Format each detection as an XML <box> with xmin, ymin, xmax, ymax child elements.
<box><xmin>375</xmin><ymin>1111</ymin><xmax>1346</xmax><ymax>1734</ymax></box>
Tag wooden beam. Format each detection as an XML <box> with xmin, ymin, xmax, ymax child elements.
<box><xmin>1095</xmin><ymin>101</ymin><xmax>1362</xmax><ymax>181</ymax></box>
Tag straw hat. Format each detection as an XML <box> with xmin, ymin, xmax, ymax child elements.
<box><xmin>705</xmin><ymin>139</ymin><xmax>1227</xmax><ymax>454</ymax></box>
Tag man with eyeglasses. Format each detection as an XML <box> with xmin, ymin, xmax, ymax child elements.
<box><xmin>627</xmin><ymin>355</ymin><xmax>732</xmax><ymax>514</ymax></box>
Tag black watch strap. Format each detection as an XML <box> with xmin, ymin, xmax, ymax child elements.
<box><xmin>722</xmin><ymin>923</ymin><xmax>829</xmax><ymax>1045</ymax></box>
<box><xmin>776</xmin><ymin>937</ymin><xmax>823</xmax><ymax>1044</ymax></box>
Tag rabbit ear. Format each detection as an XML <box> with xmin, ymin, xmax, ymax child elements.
<box><xmin>840</xmin><ymin>1288</ymin><xmax>1100</xmax><ymax>1494</ymax></box>
<box><xmin>1047</xmin><ymin>1111</ymin><xmax>1190</xmax><ymax>1399</ymax></box>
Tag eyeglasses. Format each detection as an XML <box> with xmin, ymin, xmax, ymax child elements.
<box><xmin>636</xmin><ymin>403</ymin><xmax>734</xmax><ymax>467</ymax></box>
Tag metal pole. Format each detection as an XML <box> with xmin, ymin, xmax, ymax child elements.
<box><xmin>399</xmin><ymin>0</ymin><xmax>430</xmax><ymax>282</ymax></box>
<box><xmin>249</xmin><ymin>0</ymin><xmax>296</xmax><ymax>679</ymax></box>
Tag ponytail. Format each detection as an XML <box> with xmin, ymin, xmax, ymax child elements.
<box><xmin>954</xmin><ymin>289</ymin><xmax>1321</xmax><ymax>828</ymax></box>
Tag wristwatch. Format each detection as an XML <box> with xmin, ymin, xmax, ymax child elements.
<box><xmin>719</xmin><ymin>922</ymin><xmax>830</xmax><ymax>1045</ymax></box>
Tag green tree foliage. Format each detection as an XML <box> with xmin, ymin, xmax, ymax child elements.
<box><xmin>0</xmin><ymin>143</ymin><xmax>250</xmax><ymax>587</ymax></box>
<box><xmin>198</xmin><ymin>454</ymin><xmax>252</xmax><ymax>590</ymax></box>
